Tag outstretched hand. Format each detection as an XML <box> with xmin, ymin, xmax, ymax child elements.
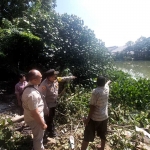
<box><xmin>106</xmin><ymin>80</ymin><xmax>111</xmax><ymax>85</ymax></box>
<box><xmin>72</xmin><ymin>76</ymin><xmax>77</xmax><ymax>79</ymax></box>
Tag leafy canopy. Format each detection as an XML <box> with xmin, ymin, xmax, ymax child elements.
<box><xmin>0</xmin><ymin>0</ymin><xmax>113</xmax><ymax>85</ymax></box>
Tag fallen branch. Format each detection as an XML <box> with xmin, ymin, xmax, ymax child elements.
<box><xmin>111</xmin><ymin>124</ymin><xmax>134</xmax><ymax>128</ymax></box>
<box><xmin>56</xmin><ymin>110</ymin><xmax>68</xmax><ymax>116</ymax></box>
<box><xmin>11</xmin><ymin>115</ymin><xmax>24</xmax><ymax>123</ymax></box>
<box><xmin>73</xmin><ymin>121</ymin><xmax>81</xmax><ymax>135</ymax></box>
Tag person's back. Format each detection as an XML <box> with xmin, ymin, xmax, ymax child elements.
<box><xmin>81</xmin><ymin>76</ymin><xmax>111</xmax><ymax>150</ymax></box>
<box><xmin>90</xmin><ymin>84</ymin><xmax>109</xmax><ymax>122</ymax></box>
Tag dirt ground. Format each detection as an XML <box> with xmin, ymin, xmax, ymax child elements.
<box><xmin>0</xmin><ymin>99</ymin><xmax>150</xmax><ymax>150</ymax></box>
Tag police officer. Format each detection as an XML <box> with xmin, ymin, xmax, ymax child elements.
<box><xmin>39</xmin><ymin>69</ymin><xmax>76</xmax><ymax>137</ymax></box>
<box><xmin>22</xmin><ymin>69</ymin><xmax>47</xmax><ymax>150</ymax></box>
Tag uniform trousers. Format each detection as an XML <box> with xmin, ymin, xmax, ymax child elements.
<box><xmin>44</xmin><ymin>107</ymin><xmax>56</xmax><ymax>134</ymax></box>
<box><xmin>27</xmin><ymin>121</ymin><xmax>45</xmax><ymax>150</ymax></box>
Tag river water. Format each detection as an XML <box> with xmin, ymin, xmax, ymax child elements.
<box><xmin>114</xmin><ymin>61</ymin><xmax>150</xmax><ymax>79</ymax></box>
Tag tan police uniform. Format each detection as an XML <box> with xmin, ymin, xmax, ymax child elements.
<box><xmin>38</xmin><ymin>76</ymin><xmax>74</xmax><ymax>135</ymax></box>
<box><xmin>22</xmin><ymin>83</ymin><xmax>44</xmax><ymax>150</ymax></box>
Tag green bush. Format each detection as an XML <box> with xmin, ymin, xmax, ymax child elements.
<box><xmin>0</xmin><ymin>28</ymin><xmax>44</xmax><ymax>75</ymax></box>
<box><xmin>109</xmin><ymin>71</ymin><xmax>150</xmax><ymax>110</ymax></box>
<box><xmin>56</xmin><ymin>70</ymin><xmax>150</xmax><ymax>127</ymax></box>
<box><xmin>56</xmin><ymin>85</ymin><xmax>90</xmax><ymax>124</ymax></box>
<box><xmin>0</xmin><ymin>117</ymin><xmax>32</xmax><ymax>150</ymax></box>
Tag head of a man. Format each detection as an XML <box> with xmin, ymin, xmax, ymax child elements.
<box><xmin>97</xmin><ymin>76</ymin><xmax>106</xmax><ymax>87</ymax></box>
<box><xmin>19</xmin><ymin>74</ymin><xmax>26</xmax><ymax>83</ymax></box>
<box><xmin>45</xmin><ymin>69</ymin><xmax>59</xmax><ymax>82</ymax></box>
<box><xmin>26</xmin><ymin>69</ymin><xmax>42</xmax><ymax>85</ymax></box>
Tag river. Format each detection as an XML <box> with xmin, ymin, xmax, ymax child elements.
<box><xmin>114</xmin><ymin>61</ymin><xmax>150</xmax><ymax>79</ymax></box>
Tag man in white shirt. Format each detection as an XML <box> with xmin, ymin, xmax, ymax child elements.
<box><xmin>22</xmin><ymin>69</ymin><xmax>47</xmax><ymax>150</ymax></box>
<box><xmin>81</xmin><ymin>76</ymin><xmax>111</xmax><ymax>150</ymax></box>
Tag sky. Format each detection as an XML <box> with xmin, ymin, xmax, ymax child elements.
<box><xmin>55</xmin><ymin>0</ymin><xmax>150</xmax><ymax>47</ymax></box>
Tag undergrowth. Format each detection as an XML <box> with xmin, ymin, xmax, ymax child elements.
<box><xmin>0</xmin><ymin>70</ymin><xmax>150</xmax><ymax>149</ymax></box>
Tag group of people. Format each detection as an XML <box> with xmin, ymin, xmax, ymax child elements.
<box><xmin>15</xmin><ymin>69</ymin><xmax>111</xmax><ymax>150</ymax></box>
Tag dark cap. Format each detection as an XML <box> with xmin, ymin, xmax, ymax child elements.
<box><xmin>45</xmin><ymin>69</ymin><xmax>59</xmax><ymax>77</ymax></box>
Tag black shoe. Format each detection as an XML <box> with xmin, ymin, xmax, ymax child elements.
<box><xmin>43</xmin><ymin>137</ymin><xmax>48</xmax><ymax>144</ymax></box>
<box><xmin>43</xmin><ymin>131</ymin><xmax>49</xmax><ymax>144</ymax></box>
<box><xmin>43</xmin><ymin>130</ymin><xmax>49</xmax><ymax>139</ymax></box>
<box><xmin>48</xmin><ymin>132</ymin><xmax>57</xmax><ymax>138</ymax></box>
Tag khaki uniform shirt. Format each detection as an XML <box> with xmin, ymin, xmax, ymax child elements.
<box><xmin>39</xmin><ymin>76</ymin><xmax>74</xmax><ymax>108</ymax></box>
<box><xmin>22</xmin><ymin>83</ymin><xmax>44</xmax><ymax>123</ymax></box>
<box><xmin>90</xmin><ymin>84</ymin><xmax>109</xmax><ymax>121</ymax></box>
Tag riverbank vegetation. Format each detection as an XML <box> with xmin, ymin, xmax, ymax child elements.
<box><xmin>0</xmin><ymin>70</ymin><xmax>150</xmax><ymax>149</ymax></box>
<box><xmin>0</xmin><ymin>0</ymin><xmax>150</xmax><ymax>150</ymax></box>
<box><xmin>114</xmin><ymin>36</ymin><xmax>150</xmax><ymax>61</ymax></box>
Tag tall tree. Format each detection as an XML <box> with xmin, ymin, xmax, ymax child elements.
<box><xmin>0</xmin><ymin>0</ymin><xmax>56</xmax><ymax>24</ymax></box>
<box><xmin>116</xmin><ymin>36</ymin><xmax>150</xmax><ymax>60</ymax></box>
<box><xmin>125</xmin><ymin>41</ymin><xmax>134</xmax><ymax>47</ymax></box>
<box><xmin>0</xmin><ymin>0</ymin><xmax>113</xmax><ymax>85</ymax></box>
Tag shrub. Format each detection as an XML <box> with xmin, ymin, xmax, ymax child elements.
<box><xmin>109</xmin><ymin>70</ymin><xmax>150</xmax><ymax>110</ymax></box>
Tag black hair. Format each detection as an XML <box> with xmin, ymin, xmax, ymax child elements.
<box><xmin>44</xmin><ymin>69</ymin><xmax>59</xmax><ymax>78</ymax></box>
<box><xmin>19</xmin><ymin>74</ymin><xmax>25</xmax><ymax>79</ymax></box>
<box><xmin>97</xmin><ymin>76</ymin><xmax>106</xmax><ymax>86</ymax></box>
<box><xmin>45</xmin><ymin>69</ymin><xmax>55</xmax><ymax>78</ymax></box>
